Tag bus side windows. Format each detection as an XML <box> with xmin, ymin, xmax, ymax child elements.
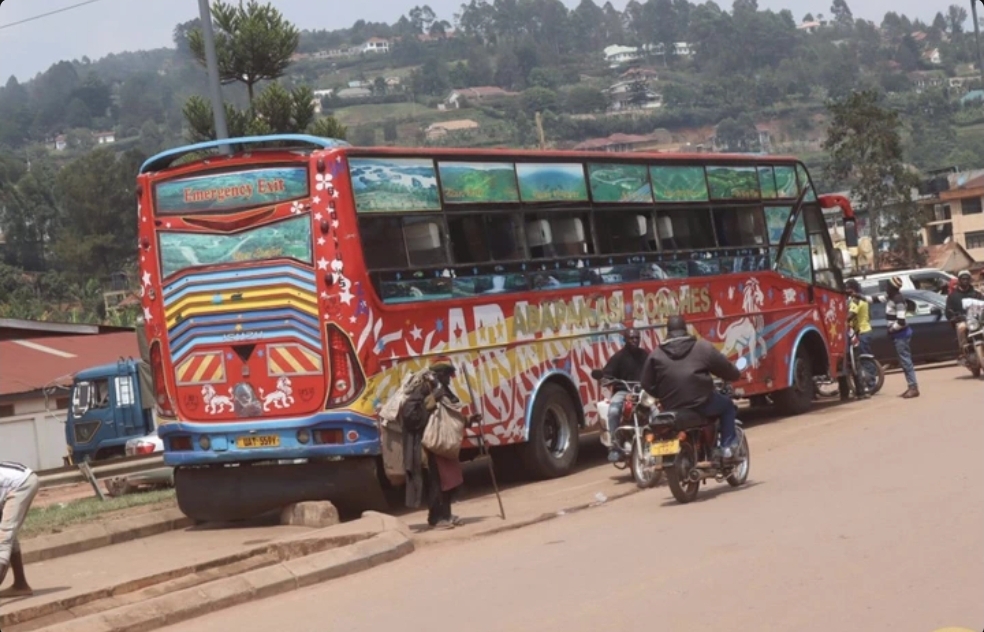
<box><xmin>404</xmin><ymin>219</ymin><xmax>449</xmax><ymax>266</ymax></box>
<box><xmin>712</xmin><ymin>206</ymin><xmax>767</xmax><ymax>248</ymax></box>
<box><xmin>447</xmin><ymin>213</ymin><xmax>526</xmax><ymax>264</ymax></box>
<box><xmin>596</xmin><ymin>212</ymin><xmax>656</xmax><ymax>254</ymax></box>
<box><xmin>654</xmin><ymin>208</ymin><xmax>715</xmax><ymax>250</ymax></box>
<box><xmin>358</xmin><ymin>216</ymin><xmax>407</xmax><ymax>269</ymax></box>
<box><xmin>525</xmin><ymin>214</ymin><xmax>593</xmax><ymax>259</ymax></box>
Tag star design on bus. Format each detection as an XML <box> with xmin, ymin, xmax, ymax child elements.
<box><xmin>410</xmin><ymin>325</ymin><xmax>423</xmax><ymax>340</ymax></box>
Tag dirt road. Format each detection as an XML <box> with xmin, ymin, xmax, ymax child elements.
<box><xmin>153</xmin><ymin>365</ymin><xmax>983</xmax><ymax>632</ymax></box>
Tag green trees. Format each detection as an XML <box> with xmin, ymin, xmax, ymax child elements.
<box><xmin>824</xmin><ymin>90</ymin><xmax>922</xmax><ymax>268</ymax></box>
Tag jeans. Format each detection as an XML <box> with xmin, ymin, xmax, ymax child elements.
<box><xmin>857</xmin><ymin>332</ymin><xmax>873</xmax><ymax>357</ymax></box>
<box><xmin>607</xmin><ymin>390</ymin><xmax>629</xmax><ymax>442</ymax></box>
<box><xmin>893</xmin><ymin>337</ymin><xmax>918</xmax><ymax>389</ymax></box>
<box><xmin>695</xmin><ymin>392</ymin><xmax>738</xmax><ymax>449</ymax></box>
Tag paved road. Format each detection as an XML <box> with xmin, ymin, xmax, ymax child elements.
<box><xmin>158</xmin><ymin>365</ymin><xmax>984</xmax><ymax>632</ymax></box>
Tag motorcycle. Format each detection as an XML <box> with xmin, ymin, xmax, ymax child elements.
<box><xmin>591</xmin><ymin>369</ymin><xmax>664</xmax><ymax>489</ymax></box>
<box><xmin>960</xmin><ymin>299</ymin><xmax>984</xmax><ymax>379</ymax></box>
<box><xmin>644</xmin><ymin>356</ymin><xmax>751</xmax><ymax>504</ymax></box>
<box><xmin>814</xmin><ymin>325</ymin><xmax>884</xmax><ymax>398</ymax></box>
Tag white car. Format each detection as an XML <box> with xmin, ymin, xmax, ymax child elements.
<box><xmin>125</xmin><ymin>430</ymin><xmax>164</xmax><ymax>456</ymax></box>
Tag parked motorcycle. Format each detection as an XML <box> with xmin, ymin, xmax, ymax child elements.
<box><xmin>591</xmin><ymin>370</ymin><xmax>663</xmax><ymax>489</ymax></box>
<box><xmin>960</xmin><ymin>299</ymin><xmax>984</xmax><ymax>379</ymax></box>
<box><xmin>644</xmin><ymin>357</ymin><xmax>751</xmax><ymax>504</ymax></box>
<box><xmin>815</xmin><ymin>325</ymin><xmax>884</xmax><ymax>398</ymax></box>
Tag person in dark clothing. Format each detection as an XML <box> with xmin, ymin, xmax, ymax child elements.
<box><xmin>400</xmin><ymin>358</ymin><xmax>477</xmax><ymax>530</ymax></box>
<box><xmin>640</xmin><ymin>315</ymin><xmax>742</xmax><ymax>458</ymax></box>
<box><xmin>601</xmin><ymin>328</ymin><xmax>651</xmax><ymax>462</ymax></box>
<box><xmin>945</xmin><ymin>270</ymin><xmax>984</xmax><ymax>356</ymax></box>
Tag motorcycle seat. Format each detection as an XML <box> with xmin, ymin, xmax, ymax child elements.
<box><xmin>649</xmin><ymin>408</ymin><xmax>708</xmax><ymax>431</ymax></box>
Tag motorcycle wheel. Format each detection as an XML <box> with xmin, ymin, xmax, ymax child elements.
<box><xmin>630</xmin><ymin>441</ymin><xmax>663</xmax><ymax>489</ymax></box>
<box><xmin>814</xmin><ymin>379</ymin><xmax>840</xmax><ymax>399</ymax></box>
<box><xmin>858</xmin><ymin>357</ymin><xmax>884</xmax><ymax>395</ymax></box>
<box><xmin>726</xmin><ymin>430</ymin><xmax>750</xmax><ymax>488</ymax></box>
<box><xmin>666</xmin><ymin>441</ymin><xmax>700</xmax><ymax>504</ymax></box>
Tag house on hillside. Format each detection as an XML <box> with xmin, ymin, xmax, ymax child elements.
<box><xmin>603</xmin><ymin>45</ymin><xmax>641</xmax><ymax>68</ymax></box>
<box><xmin>95</xmin><ymin>131</ymin><xmax>115</xmax><ymax>145</ymax></box>
<box><xmin>922</xmin><ymin>48</ymin><xmax>941</xmax><ymax>65</ymax></box>
<box><xmin>0</xmin><ymin>319</ymin><xmax>138</xmax><ymax>470</ymax></box>
<box><xmin>360</xmin><ymin>37</ymin><xmax>390</xmax><ymax>54</ymax></box>
<box><xmin>918</xmin><ymin>171</ymin><xmax>984</xmax><ymax>261</ymax></box>
<box><xmin>54</xmin><ymin>135</ymin><xmax>67</xmax><ymax>151</ymax></box>
<box><xmin>607</xmin><ymin>81</ymin><xmax>662</xmax><ymax>111</ymax></box>
<box><xmin>908</xmin><ymin>70</ymin><xmax>946</xmax><ymax>92</ymax></box>
<box><xmin>445</xmin><ymin>86</ymin><xmax>517</xmax><ymax>109</ymax></box>
<box><xmin>336</xmin><ymin>87</ymin><xmax>372</xmax><ymax>100</ymax></box>
<box><xmin>961</xmin><ymin>90</ymin><xmax>984</xmax><ymax>106</ymax></box>
<box><xmin>572</xmin><ymin>130</ymin><xmax>675</xmax><ymax>153</ymax></box>
<box><xmin>796</xmin><ymin>19</ymin><xmax>827</xmax><ymax>33</ymax></box>
<box><xmin>425</xmin><ymin>119</ymin><xmax>479</xmax><ymax>140</ymax></box>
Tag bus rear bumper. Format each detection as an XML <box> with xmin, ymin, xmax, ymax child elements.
<box><xmin>157</xmin><ymin>410</ymin><xmax>381</xmax><ymax>467</ymax></box>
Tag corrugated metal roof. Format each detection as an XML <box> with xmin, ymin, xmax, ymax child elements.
<box><xmin>0</xmin><ymin>332</ymin><xmax>139</xmax><ymax>397</ymax></box>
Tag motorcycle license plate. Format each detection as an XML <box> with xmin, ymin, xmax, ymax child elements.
<box><xmin>650</xmin><ymin>439</ymin><xmax>681</xmax><ymax>457</ymax></box>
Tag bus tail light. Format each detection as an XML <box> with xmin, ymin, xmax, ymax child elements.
<box><xmin>325</xmin><ymin>324</ymin><xmax>365</xmax><ymax>407</ymax></box>
<box><xmin>149</xmin><ymin>341</ymin><xmax>176</xmax><ymax>417</ymax></box>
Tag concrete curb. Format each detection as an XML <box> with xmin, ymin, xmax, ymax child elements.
<box><xmin>17</xmin><ymin>514</ymin><xmax>414</xmax><ymax>632</ymax></box>
<box><xmin>22</xmin><ymin>509</ymin><xmax>193</xmax><ymax>565</ymax></box>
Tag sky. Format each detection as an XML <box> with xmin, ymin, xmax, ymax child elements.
<box><xmin>0</xmin><ymin>0</ymin><xmax>965</xmax><ymax>82</ymax></box>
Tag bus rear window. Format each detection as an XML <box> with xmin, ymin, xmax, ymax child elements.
<box><xmin>154</xmin><ymin>165</ymin><xmax>309</xmax><ymax>215</ymax></box>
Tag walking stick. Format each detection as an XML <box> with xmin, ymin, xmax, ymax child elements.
<box><xmin>461</xmin><ymin>362</ymin><xmax>506</xmax><ymax>520</ymax></box>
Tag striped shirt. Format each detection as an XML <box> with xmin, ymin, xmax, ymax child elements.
<box><xmin>0</xmin><ymin>462</ymin><xmax>33</xmax><ymax>505</ymax></box>
<box><xmin>885</xmin><ymin>295</ymin><xmax>912</xmax><ymax>339</ymax></box>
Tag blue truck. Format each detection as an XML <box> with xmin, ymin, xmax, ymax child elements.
<box><xmin>64</xmin><ymin>320</ymin><xmax>157</xmax><ymax>464</ymax></box>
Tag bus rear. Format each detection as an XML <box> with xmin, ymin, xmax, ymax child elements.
<box><xmin>137</xmin><ymin>135</ymin><xmax>384</xmax><ymax>521</ymax></box>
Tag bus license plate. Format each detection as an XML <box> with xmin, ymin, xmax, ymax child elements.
<box><xmin>650</xmin><ymin>440</ymin><xmax>680</xmax><ymax>457</ymax></box>
<box><xmin>237</xmin><ymin>435</ymin><xmax>280</xmax><ymax>449</ymax></box>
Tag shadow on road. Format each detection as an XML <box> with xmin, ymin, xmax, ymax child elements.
<box><xmin>658</xmin><ymin>480</ymin><xmax>765</xmax><ymax>507</ymax></box>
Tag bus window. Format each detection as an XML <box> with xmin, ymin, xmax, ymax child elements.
<box><xmin>525</xmin><ymin>213</ymin><xmax>593</xmax><ymax>258</ymax></box>
<box><xmin>712</xmin><ymin>206</ymin><xmax>768</xmax><ymax>248</ymax></box>
<box><xmin>404</xmin><ymin>218</ymin><xmax>449</xmax><ymax>266</ymax></box>
<box><xmin>804</xmin><ymin>205</ymin><xmax>841</xmax><ymax>290</ymax></box>
<box><xmin>596</xmin><ymin>211</ymin><xmax>655</xmax><ymax>254</ymax></box>
<box><xmin>447</xmin><ymin>213</ymin><xmax>525</xmax><ymax>263</ymax></box>
<box><xmin>654</xmin><ymin>208</ymin><xmax>715</xmax><ymax>250</ymax></box>
<box><xmin>360</xmin><ymin>216</ymin><xmax>407</xmax><ymax>269</ymax></box>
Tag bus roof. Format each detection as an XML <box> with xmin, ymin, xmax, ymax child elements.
<box><xmin>139</xmin><ymin>134</ymin><xmax>350</xmax><ymax>175</ymax></box>
<box><xmin>141</xmin><ymin>135</ymin><xmax>806</xmax><ymax>177</ymax></box>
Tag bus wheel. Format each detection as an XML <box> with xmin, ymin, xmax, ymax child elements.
<box><xmin>522</xmin><ymin>383</ymin><xmax>580</xmax><ymax>479</ymax></box>
<box><xmin>772</xmin><ymin>348</ymin><xmax>814</xmax><ymax>416</ymax></box>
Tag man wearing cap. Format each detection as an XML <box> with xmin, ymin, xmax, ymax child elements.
<box><xmin>945</xmin><ymin>270</ymin><xmax>984</xmax><ymax>356</ymax></box>
<box><xmin>600</xmin><ymin>328</ymin><xmax>651</xmax><ymax>463</ymax></box>
<box><xmin>640</xmin><ymin>315</ymin><xmax>742</xmax><ymax>459</ymax></box>
<box><xmin>1</xmin><ymin>461</ymin><xmax>39</xmax><ymax>601</ymax></box>
<box><xmin>399</xmin><ymin>358</ymin><xmax>477</xmax><ymax>530</ymax></box>
<box><xmin>885</xmin><ymin>276</ymin><xmax>919</xmax><ymax>398</ymax></box>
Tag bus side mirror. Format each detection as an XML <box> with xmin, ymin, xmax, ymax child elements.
<box><xmin>844</xmin><ymin>219</ymin><xmax>859</xmax><ymax>248</ymax></box>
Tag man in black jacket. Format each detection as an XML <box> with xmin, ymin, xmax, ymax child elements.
<box><xmin>945</xmin><ymin>270</ymin><xmax>984</xmax><ymax>355</ymax></box>
<box><xmin>640</xmin><ymin>315</ymin><xmax>742</xmax><ymax>458</ymax></box>
<box><xmin>601</xmin><ymin>328</ymin><xmax>650</xmax><ymax>462</ymax></box>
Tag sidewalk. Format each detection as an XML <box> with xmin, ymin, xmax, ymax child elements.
<box><xmin>1</xmin><ymin>521</ymin><xmax>312</xmax><ymax>626</ymax></box>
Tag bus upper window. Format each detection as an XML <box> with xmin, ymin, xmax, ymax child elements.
<box><xmin>712</xmin><ymin>206</ymin><xmax>767</xmax><ymax>248</ymax></box>
<box><xmin>525</xmin><ymin>213</ymin><xmax>593</xmax><ymax>259</ymax></box>
<box><xmin>447</xmin><ymin>213</ymin><xmax>525</xmax><ymax>263</ymax></box>
<box><xmin>654</xmin><ymin>208</ymin><xmax>715</xmax><ymax>250</ymax></box>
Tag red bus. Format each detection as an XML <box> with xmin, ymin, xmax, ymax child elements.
<box><xmin>136</xmin><ymin>135</ymin><xmax>858</xmax><ymax>522</ymax></box>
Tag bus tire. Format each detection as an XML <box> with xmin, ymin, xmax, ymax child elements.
<box><xmin>772</xmin><ymin>347</ymin><xmax>815</xmax><ymax>416</ymax></box>
<box><xmin>522</xmin><ymin>383</ymin><xmax>580</xmax><ymax>479</ymax></box>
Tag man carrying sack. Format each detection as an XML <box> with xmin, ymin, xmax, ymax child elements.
<box><xmin>1</xmin><ymin>461</ymin><xmax>40</xmax><ymax>601</ymax></box>
<box><xmin>400</xmin><ymin>358</ymin><xmax>478</xmax><ymax>530</ymax></box>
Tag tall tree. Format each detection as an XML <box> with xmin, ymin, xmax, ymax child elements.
<box><xmin>946</xmin><ymin>4</ymin><xmax>968</xmax><ymax>35</ymax></box>
<box><xmin>823</xmin><ymin>90</ymin><xmax>917</xmax><ymax>268</ymax></box>
<box><xmin>188</xmin><ymin>0</ymin><xmax>300</xmax><ymax>103</ymax></box>
<box><xmin>830</xmin><ymin>0</ymin><xmax>853</xmax><ymax>29</ymax></box>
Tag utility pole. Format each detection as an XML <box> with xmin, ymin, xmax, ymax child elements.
<box><xmin>535</xmin><ymin>111</ymin><xmax>546</xmax><ymax>149</ymax></box>
<box><xmin>198</xmin><ymin>0</ymin><xmax>230</xmax><ymax>148</ymax></box>
<box><xmin>972</xmin><ymin>0</ymin><xmax>984</xmax><ymax>84</ymax></box>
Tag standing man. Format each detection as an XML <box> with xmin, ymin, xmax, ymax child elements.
<box><xmin>600</xmin><ymin>328</ymin><xmax>650</xmax><ymax>463</ymax></box>
<box><xmin>1</xmin><ymin>461</ymin><xmax>39</xmax><ymax>599</ymax></box>
<box><xmin>944</xmin><ymin>270</ymin><xmax>984</xmax><ymax>358</ymax></box>
<box><xmin>885</xmin><ymin>277</ymin><xmax>919</xmax><ymax>398</ymax></box>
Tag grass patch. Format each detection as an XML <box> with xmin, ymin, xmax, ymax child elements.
<box><xmin>21</xmin><ymin>489</ymin><xmax>176</xmax><ymax>540</ymax></box>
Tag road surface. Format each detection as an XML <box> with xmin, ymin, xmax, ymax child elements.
<box><xmin>157</xmin><ymin>365</ymin><xmax>984</xmax><ymax>632</ymax></box>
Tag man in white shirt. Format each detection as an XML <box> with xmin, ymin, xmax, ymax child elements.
<box><xmin>0</xmin><ymin>461</ymin><xmax>39</xmax><ymax>599</ymax></box>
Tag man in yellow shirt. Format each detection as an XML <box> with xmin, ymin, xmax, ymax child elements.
<box><xmin>846</xmin><ymin>279</ymin><xmax>872</xmax><ymax>355</ymax></box>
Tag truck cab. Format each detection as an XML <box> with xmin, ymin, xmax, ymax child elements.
<box><xmin>66</xmin><ymin>358</ymin><xmax>155</xmax><ymax>463</ymax></box>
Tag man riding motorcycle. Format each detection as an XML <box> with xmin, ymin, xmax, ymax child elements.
<box><xmin>945</xmin><ymin>270</ymin><xmax>984</xmax><ymax>356</ymax></box>
<box><xmin>640</xmin><ymin>315</ymin><xmax>742</xmax><ymax>459</ymax></box>
<box><xmin>600</xmin><ymin>328</ymin><xmax>650</xmax><ymax>462</ymax></box>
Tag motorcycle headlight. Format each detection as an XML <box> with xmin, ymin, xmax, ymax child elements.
<box><xmin>968</xmin><ymin>317</ymin><xmax>980</xmax><ymax>331</ymax></box>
